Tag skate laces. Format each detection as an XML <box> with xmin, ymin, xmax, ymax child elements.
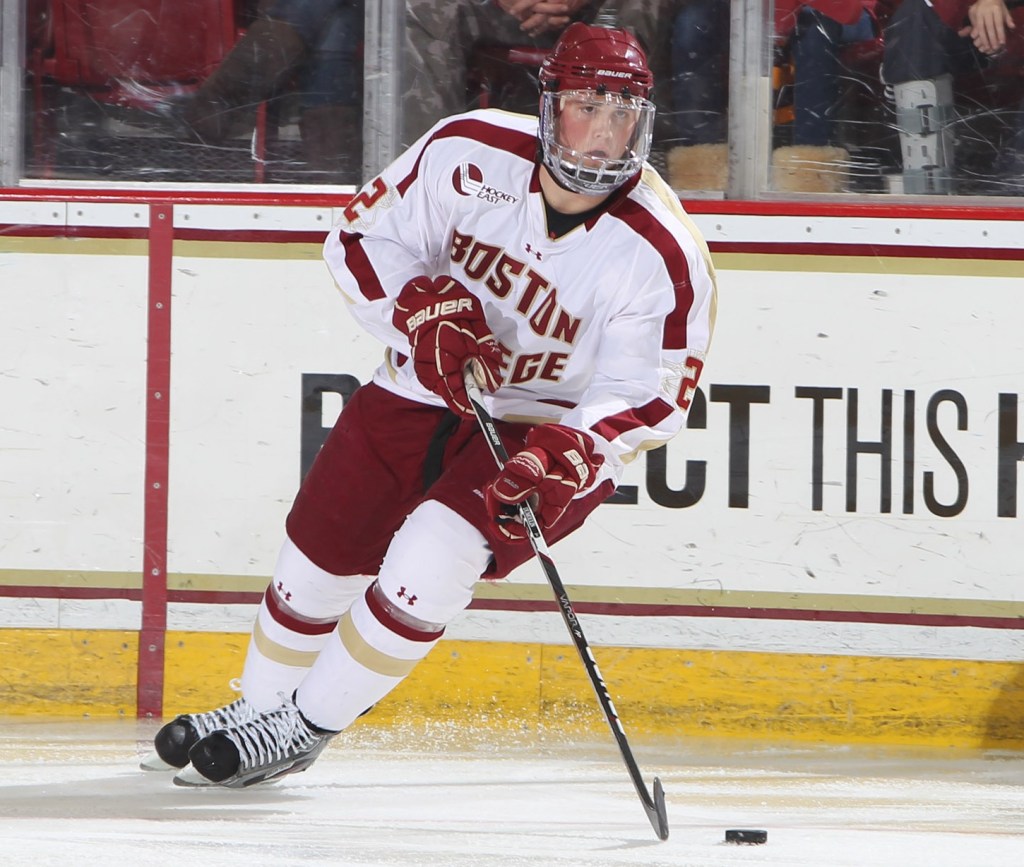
<box><xmin>226</xmin><ymin>697</ymin><xmax>321</xmax><ymax>771</ymax></box>
<box><xmin>190</xmin><ymin>697</ymin><xmax>256</xmax><ymax>740</ymax></box>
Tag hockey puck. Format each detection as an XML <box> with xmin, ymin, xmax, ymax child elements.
<box><xmin>725</xmin><ymin>829</ymin><xmax>767</xmax><ymax>845</ymax></box>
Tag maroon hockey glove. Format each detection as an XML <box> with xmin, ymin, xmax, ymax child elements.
<box><xmin>393</xmin><ymin>275</ymin><xmax>502</xmax><ymax>417</ymax></box>
<box><xmin>485</xmin><ymin>424</ymin><xmax>604</xmax><ymax>542</ymax></box>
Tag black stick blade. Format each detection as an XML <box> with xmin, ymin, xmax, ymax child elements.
<box><xmin>647</xmin><ymin>777</ymin><xmax>669</xmax><ymax>841</ymax></box>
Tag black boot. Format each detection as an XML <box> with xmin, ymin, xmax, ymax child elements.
<box><xmin>183</xmin><ymin>17</ymin><xmax>306</xmax><ymax>144</ymax></box>
<box><xmin>177</xmin><ymin>699</ymin><xmax>336</xmax><ymax>788</ymax></box>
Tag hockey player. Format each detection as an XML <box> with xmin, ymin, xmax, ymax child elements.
<box><xmin>144</xmin><ymin>21</ymin><xmax>717</xmax><ymax>788</ymax></box>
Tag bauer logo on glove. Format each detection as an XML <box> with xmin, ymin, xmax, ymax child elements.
<box><xmin>485</xmin><ymin>424</ymin><xmax>603</xmax><ymax>542</ymax></box>
<box><xmin>403</xmin><ymin>296</ymin><xmax>475</xmax><ymax>332</ymax></box>
<box><xmin>393</xmin><ymin>275</ymin><xmax>502</xmax><ymax>418</ymax></box>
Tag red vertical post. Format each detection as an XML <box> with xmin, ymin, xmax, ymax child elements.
<box><xmin>254</xmin><ymin>102</ymin><xmax>267</xmax><ymax>183</ymax></box>
<box><xmin>138</xmin><ymin>203</ymin><xmax>174</xmax><ymax>719</ymax></box>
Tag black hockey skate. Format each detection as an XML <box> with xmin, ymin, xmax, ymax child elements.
<box><xmin>140</xmin><ymin>697</ymin><xmax>257</xmax><ymax>771</ymax></box>
<box><xmin>174</xmin><ymin>698</ymin><xmax>336</xmax><ymax>788</ymax></box>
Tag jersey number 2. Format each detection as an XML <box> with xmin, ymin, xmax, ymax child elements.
<box><xmin>343</xmin><ymin>177</ymin><xmax>388</xmax><ymax>224</ymax></box>
<box><xmin>677</xmin><ymin>355</ymin><xmax>704</xmax><ymax>411</ymax></box>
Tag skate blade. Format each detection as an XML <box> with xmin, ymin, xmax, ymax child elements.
<box><xmin>222</xmin><ymin>763</ymin><xmax>301</xmax><ymax>789</ymax></box>
<box><xmin>139</xmin><ymin>752</ymin><xmax>177</xmax><ymax>772</ymax></box>
<box><xmin>172</xmin><ymin>765</ymin><xmax>219</xmax><ymax>787</ymax></box>
<box><xmin>172</xmin><ymin>763</ymin><xmax>289</xmax><ymax>789</ymax></box>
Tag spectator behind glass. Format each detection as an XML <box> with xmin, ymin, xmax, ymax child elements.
<box><xmin>884</xmin><ymin>0</ymin><xmax>1024</xmax><ymax>194</ymax></box>
<box><xmin>401</xmin><ymin>1</ymin><xmax>663</xmax><ymax>149</ymax></box>
<box><xmin>665</xmin><ymin>0</ymin><xmax>884</xmax><ymax>193</ymax></box>
<box><xmin>182</xmin><ymin>0</ymin><xmax>363</xmax><ymax>184</ymax></box>
<box><xmin>665</xmin><ymin>0</ymin><xmax>730</xmax><ymax>191</ymax></box>
<box><xmin>772</xmin><ymin>0</ymin><xmax>881</xmax><ymax>192</ymax></box>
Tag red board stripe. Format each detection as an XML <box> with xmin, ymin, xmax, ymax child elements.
<box><xmin>708</xmin><ymin>241</ymin><xmax>1024</xmax><ymax>260</ymax></box>
<box><xmin>467</xmin><ymin>598</ymin><xmax>1024</xmax><ymax>630</ymax></box>
<box><xmin>0</xmin><ymin>586</ymin><xmax>143</xmax><ymax>600</ymax></box>
<box><xmin>2</xmin><ymin>584</ymin><xmax>1021</xmax><ymax>630</ymax></box>
<box><xmin>1</xmin><ymin>187</ymin><xmax>1022</xmax><ymax>224</ymax></box>
<box><xmin>681</xmin><ymin>199</ymin><xmax>1024</xmax><ymax>221</ymax></box>
<box><xmin>0</xmin><ymin>225</ymin><xmax>150</xmax><ymax>240</ymax></box>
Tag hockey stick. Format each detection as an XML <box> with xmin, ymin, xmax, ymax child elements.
<box><xmin>462</xmin><ymin>365</ymin><xmax>669</xmax><ymax>841</ymax></box>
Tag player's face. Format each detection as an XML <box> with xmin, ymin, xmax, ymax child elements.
<box><xmin>556</xmin><ymin>92</ymin><xmax>640</xmax><ymax>164</ymax></box>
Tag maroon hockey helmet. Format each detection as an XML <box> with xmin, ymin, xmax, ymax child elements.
<box><xmin>539</xmin><ymin>22</ymin><xmax>654</xmax><ymax>101</ymax></box>
<box><xmin>537</xmin><ymin>24</ymin><xmax>656</xmax><ymax>195</ymax></box>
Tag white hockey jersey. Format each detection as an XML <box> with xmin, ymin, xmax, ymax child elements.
<box><xmin>323</xmin><ymin>109</ymin><xmax>717</xmax><ymax>491</ymax></box>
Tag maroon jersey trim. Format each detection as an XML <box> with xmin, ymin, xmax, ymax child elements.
<box><xmin>610</xmin><ymin>198</ymin><xmax>695</xmax><ymax>351</ymax></box>
<box><xmin>591</xmin><ymin>397</ymin><xmax>676</xmax><ymax>443</ymax></box>
<box><xmin>396</xmin><ymin>118</ymin><xmax>537</xmax><ymax>198</ymax></box>
<box><xmin>338</xmin><ymin>229</ymin><xmax>386</xmax><ymax>301</ymax></box>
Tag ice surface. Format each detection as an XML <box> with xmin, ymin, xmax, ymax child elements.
<box><xmin>1</xmin><ymin>719</ymin><xmax>1022</xmax><ymax>866</ymax></box>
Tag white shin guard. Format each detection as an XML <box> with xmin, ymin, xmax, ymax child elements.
<box><xmin>240</xmin><ymin>536</ymin><xmax>373</xmax><ymax>711</ymax></box>
<box><xmin>893</xmin><ymin>76</ymin><xmax>955</xmax><ymax>194</ymax></box>
<box><xmin>295</xmin><ymin>501</ymin><xmax>491</xmax><ymax>731</ymax></box>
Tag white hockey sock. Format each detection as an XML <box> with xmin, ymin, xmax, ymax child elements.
<box><xmin>240</xmin><ymin>536</ymin><xmax>373</xmax><ymax>711</ymax></box>
<box><xmin>295</xmin><ymin>581</ymin><xmax>445</xmax><ymax>731</ymax></box>
<box><xmin>295</xmin><ymin>500</ymin><xmax>490</xmax><ymax>731</ymax></box>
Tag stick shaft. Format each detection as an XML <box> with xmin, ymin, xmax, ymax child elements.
<box><xmin>462</xmin><ymin>370</ymin><xmax>669</xmax><ymax>840</ymax></box>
